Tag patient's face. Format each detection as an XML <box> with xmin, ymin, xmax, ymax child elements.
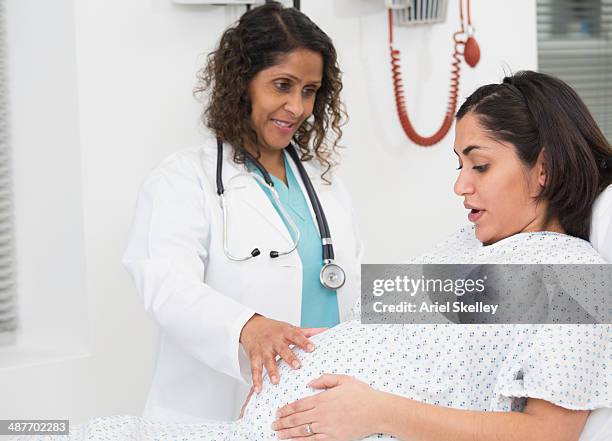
<box><xmin>453</xmin><ymin>112</ymin><xmax>546</xmax><ymax>245</ymax></box>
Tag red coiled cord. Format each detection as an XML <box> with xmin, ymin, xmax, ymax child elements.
<box><xmin>389</xmin><ymin>0</ymin><xmax>478</xmax><ymax>146</ymax></box>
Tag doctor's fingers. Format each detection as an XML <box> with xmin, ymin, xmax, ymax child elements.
<box><xmin>276</xmin><ymin>344</ymin><xmax>302</xmax><ymax>370</ymax></box>
<box><xmin>300</xmin><ymin>327</ymin><xmax>328</xmax><ymax>338</ymax></box>
<box><xmin>250</xmin><ymin>355</ymin><xmax>264</xmax><ymax>394</ymax></box>
<box><xmin>264</xmin><ymin>355</ymin><xmax>280</xmax><ymax>386</ymax></box>
<box><xmin>285</xmin><ymin>328</ymin><xmax>316</xmax><ymax>353</ymax></box>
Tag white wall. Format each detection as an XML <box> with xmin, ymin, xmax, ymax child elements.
<box><xmin>1</xmin><ymin>0</ymin><xmax>92</xmax><ymax>420</ymax></box>
<box><xmin>0</xmin><ymin>0</ymin><xmax>537</xmax><ymax>423</ymax></box>
<box><xmin>317</xmin><ymin>0</ymin><xmax>538</xmax><ymax>260</ymax></box>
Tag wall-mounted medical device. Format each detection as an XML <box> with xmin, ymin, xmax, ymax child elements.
<box><xmin>386</xmin><ymin>0</ymin><xmax>480</xmax><ymax>146</ymax></box>
<box><xmin>172</xmin><ymin>0</ymin><xmax>265</xmax><ymax>4</ymax></box>
<box><xmin>386</xmin><ymin>0</ymin><xmax>448</xmax><ymax>26</ymax></box>
<box><xmin>172</xmin><ymin>0</ymin><xmax>298</xmax><ymax>9</ymax></box>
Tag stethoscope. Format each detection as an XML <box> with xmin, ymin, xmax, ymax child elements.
<box><xmin>215</xmin><ymin>137</ymin><xmax>346</xmax><ymax>290</ymax></box>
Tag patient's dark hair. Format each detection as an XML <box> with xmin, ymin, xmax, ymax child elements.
<box><xmin>456</xmin><ymin>70</ymin><xmax>612</xmax><ymax>240</ymax></box>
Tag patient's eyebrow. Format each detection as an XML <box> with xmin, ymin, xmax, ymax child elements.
<box><xmin>453</xmin><ymin>145</ymin><xmax>488</xmax><ymax>156</ymax></box>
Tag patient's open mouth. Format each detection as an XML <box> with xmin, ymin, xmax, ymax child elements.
<box><xmin>468</xmin><ymin>208</ymin><xmax>484</xmax><ymax>222</ymax></box>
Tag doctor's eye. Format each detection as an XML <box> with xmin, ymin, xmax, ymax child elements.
<box><xmin>302</xmin><ymin>87</ymin><xmax>318</xmax><ymax>97</ymax></box>
<box><xmin>274</xmin><ymin>81</ymin><xmax>292</xmax><ymax>92</ymax></box>
<box><xmin>456</xmin><ymin>164</ymin><xmax>463</xmax><ymax>171</ymax></box>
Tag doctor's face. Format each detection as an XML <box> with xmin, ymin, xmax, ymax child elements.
<box><xmin>453</xmin><ymin>112</ymin><xmax>548</xmax><ymax>245</ymax></box>
<box><xmin>246</xmin><ymin>48</ymin><xmax>323</xmax><ymax>152</ymax></box>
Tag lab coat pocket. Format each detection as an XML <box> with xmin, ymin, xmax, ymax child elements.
<box><xmin>238</xmin><ymin>254</ymin><xmax>302</xmax><ymax>325</ymax></box>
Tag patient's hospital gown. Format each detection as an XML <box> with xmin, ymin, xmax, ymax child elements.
<box><xmin>19</xmin><ymin>228</ymin><xmax>612</xmax><ymax>440</ymax></box>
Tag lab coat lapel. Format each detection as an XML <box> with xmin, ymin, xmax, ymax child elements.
<box><xmin>222</xmin><ymin>150</ymin><xmax>294</xmax><ymax>245</ymax></box>
<box><xmin>285</xmin><ymin>155</ymin><xmax>331</xmax><ymax>238</ymax></box>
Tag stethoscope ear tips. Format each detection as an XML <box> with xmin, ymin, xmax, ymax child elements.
<box><xmin>251</xmin><ymin>248</ymin><xmax>261</xmax><ymax>257</ymax></box>
<box><xmin>269</xmin><ymin>250</ymin><xmax>279</xmax><ymax>258</ymax></box>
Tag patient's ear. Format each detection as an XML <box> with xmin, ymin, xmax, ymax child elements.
<box><xmin>536</xmin><ymin>149</ymin><xmax>547</xmax><ymax>188</ymax></box>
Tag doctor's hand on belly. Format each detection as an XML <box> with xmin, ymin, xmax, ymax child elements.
<box><xmin>240</xmin><ymin>313</ymin><xmax>327</xmax><ymax>393</ymax></box>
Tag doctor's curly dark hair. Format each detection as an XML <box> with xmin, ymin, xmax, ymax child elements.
<box><xmin>194</xmin><ymin>1</ymin><xmax>347</xmax><ymax>179</ymax></box>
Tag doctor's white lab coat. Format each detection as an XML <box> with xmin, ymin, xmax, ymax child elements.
<box><xmin>122</xmin><ymin>137</ymin><xmax>363</xmax><ymax>423</ymax></box>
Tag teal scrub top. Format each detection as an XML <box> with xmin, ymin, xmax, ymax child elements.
<box><xmin>247</xmin><ymin>154</ymin><xmax>340</xmax><ymax>328</ymax></box>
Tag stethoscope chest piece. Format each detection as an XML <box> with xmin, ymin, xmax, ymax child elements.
<box><xmin>320</xmin><ymin>262</ymin><xmax>346</xmax><ymax>290</ymax></box>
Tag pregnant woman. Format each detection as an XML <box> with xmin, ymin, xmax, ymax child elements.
<box><xmin>227</xmin><ymin>73</ymin><xmax>612</xmax><ymax>441</ymax></box>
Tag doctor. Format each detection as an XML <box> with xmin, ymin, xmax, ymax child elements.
<box><xmin>122</xmin><ymin>2</ymin><xmax>362</xmax><ymax>423</ymax></box>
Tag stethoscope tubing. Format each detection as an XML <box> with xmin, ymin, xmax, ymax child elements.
<box><xmin>284</xmin><ymin>145</ymin><xmax>334</xmax><ymax>262</ymax></box>
<box><xmin>220</xmin><ymin>171</ymin><xmax>301</xmax><ymax>261</ymax></box>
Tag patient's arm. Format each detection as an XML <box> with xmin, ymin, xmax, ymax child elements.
<box><xmin>274</xmin><ymin>374</ymin><xmax>589</xmax><ymax>441</ymax></box>
<box><xmin>377</xmin><ymin>393</ymin><xmax>589</xmax><ymax>441</ymax></box>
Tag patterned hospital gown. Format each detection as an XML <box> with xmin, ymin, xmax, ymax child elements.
<box><xmin>17</xmin><ymin>227</ymin><xmax>612</xmax><ymax>440</ymax></box>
